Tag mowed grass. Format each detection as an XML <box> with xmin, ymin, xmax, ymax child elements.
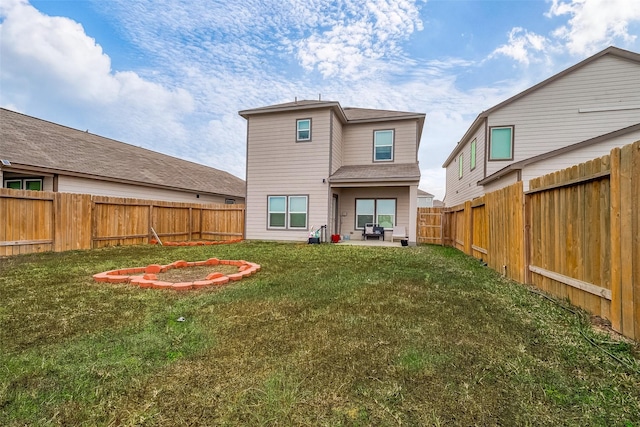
<box><xmin>1</xmin><ymin>241</ymin><xmax>639</xmax><ymax>426</ymax></box>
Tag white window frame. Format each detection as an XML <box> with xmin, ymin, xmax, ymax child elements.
<box><xmin>296</xmin><ymin>119</ymin><xmax>311</xmax><ymax>142</ymax></box>
<box><xmin>373</xmin><ymin>129</ymin><xmax>394</xmax><ymax>162</ymax></box>
<box><xmin>458</xmin><ymin>153</ymin><xmax>464</xmax><ymax>179</ymax></box>
<box><xmin>4</xmin><ymin>179</ymin><xmax>22</xmax><ymax>189</ymax></box>
<box><xmin>4</xmin><ymin>178</ymin><xmax>43</xmax><ymax>191</ymax></box>
<box><xmin>267</xmin><ymin>195</ymin><xmax>308</xmax><ymax>230</ymax></box>
<box><xmin>24</xmin><ymin>179</ymin><xmax>43</xmax><ymax>191</ymax></box>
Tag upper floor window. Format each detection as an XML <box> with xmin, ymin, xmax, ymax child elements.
<box><xmin>297</xmin><ymin>119</ymin><xmax>311</xmax><ymax>142</ymax></box>
<box><xmin>374</xmin><ymin>130</ymin><xmax>394</xmax><ymax>162</ymax></box>
<box><xmin>458</xmin><ymin>153</ymin><xmax>464</xmax><ymax>179</ymax></box>
<box><xmin>470</xmin><ymin>139</ymin><xmax>477</xmax><ymax>170</ymax></box>
<box><xmin>489</xmin><ymin>126</ymin><xmax>514</xmax><ymax>160</ymax></box>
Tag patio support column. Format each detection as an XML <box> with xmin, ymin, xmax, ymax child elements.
<box><xmin>409</xmin><ymin>184</ymin><xmax>418</xmax><ymax>245</ymax></box>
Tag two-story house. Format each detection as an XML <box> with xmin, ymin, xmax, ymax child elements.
<box><xmin>443</xmin><ymin>46</ymin><xmax>640</xmax><ymax>207</ymax></box>
<box><xmin>417</xmin><ymin>189</ymin><xmax>435</xmax><ymax>207</ymax></box>
<box><xmin>239</xmin><ymin>100</ymin><xmax>425</xmax><ymax>245</ymax></box>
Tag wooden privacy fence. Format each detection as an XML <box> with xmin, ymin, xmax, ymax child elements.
<box><xmin>416</xmin><ymin>207</ymin><xmax>442</xmax><ymax>244</ymax></box>
<box><xmin>418</xmin><ymin>140</ymin><xmax>639</xmax><ymax>341</ymax></box>
<box><xmin>0</xmin><ymin>189</ymin><xmax>245</xmax><ymax>256</ymax></box>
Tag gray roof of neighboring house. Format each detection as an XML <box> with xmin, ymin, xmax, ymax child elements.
<box><xmin>0</xmin><ymin>108</ymin><xmax>246</xmax><ymax>198</ymax></box>
<box><xmin>417</xmin><ymin>189</ymin><xmax>434</xmax><ymax>197</ymax></box>
<box><xmin>443</xmin><ymin>46</ymin><xmax>640</xmax><ymax>167</ymax></box>
<box><xmin>329</xmin><ymin>163</ymin><xmax>421</xmax><ymax>183</ymax></box>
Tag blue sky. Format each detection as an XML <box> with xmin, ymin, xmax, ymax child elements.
<box><xmin>2</xmin><ymin>0</ymin><xmax>639</xmax><ymax>199</ymax></box>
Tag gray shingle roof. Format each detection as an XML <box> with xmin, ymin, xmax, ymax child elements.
<box><xmin>0</xmin><ymin>108</ymin><xmax>245</xmax><ymax>198</ymax></box>
<box><xmin>239</xmin><ymin>100</ymin><xmax>425</xmax><ymax>124</ymax></box>
<box><xmin>329</xmin><ymin>163</ymin><xmax>420</xmax><ymax>183</ymax></box>
<box><xmin>342</xmin><ymin>107</ymin><xmax>425</xmax><ymax>122</ymax></box>
<box><xmin>417</xmin><ymin>189</ymin><xmax>434</xmax><ymax>197</ymax></box>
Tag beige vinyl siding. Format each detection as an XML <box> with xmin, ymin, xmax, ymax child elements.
<box><xmin>342</xmin><ymin>120</ymin><xmax>419</xmax><ymax>165</ymax></box>
<box><xmin>521</xmin><ymin>129</ymin><xmax>640</xmax><ymax>191</ymax></box>
<box><xmin>338</xmin><ymin>186</ymin><xmax>411</xmax><ymax>239</ymax></box>
<box><xmin>444</xmin><ymin>125</ymin><xmax>486</xmax><ymax>206</ymax></box>
<box><xmin>331</xmin><ymin>111</ymin><xmax>343</xmax><ymax>174</ymax></box>
<box><xmin>57</xmin><ymin>176</ymin><xmax>232</xmax><ymax>204</ymax></box>
<box><xmin>486</xmin><ymin>55</ymin><xmax>640</xmax><ymax>177</ymax></box>
<box><xmin>43</xmin><ymin>176</ymin><xmax>54</xmax><ymax>192</ymax></box>
<box><xmin>245</xmin><ymin>109</ymin><xmax>331</xmax><ymax>241</ymax></box>
<box><xmin>482</xmin><ymin>171</ymin><xmax>519</xmax><ymax>194</ymax></box>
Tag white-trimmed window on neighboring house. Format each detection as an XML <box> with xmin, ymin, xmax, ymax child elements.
<box><xmin>489</xmin><ymin>126</ymin><xmax>514</xmax><ymax>160</ymax></box>
<box><xmin>268</xmin><ymin>195</ymin><xmax>308</xmax><ymax>229</ymax></box>
<box><xmin>356</xmin><ymin>198</ymin><xmax>396</xmax><ymax>229</ymax></box>
<box><xmin>297</xmin><ymin>119</ymin><xmax>311</xmax><ymax>142</ymax></box>
<box><xmin>470</xmin><ymin>139</ymin><xmax>477</xmax><ymax>170</ymax></box>
<box><xmin>458</xmin><ymin>153</ymin><xmax>464</xmax><ymax>179</ymax></box>
<box><xmin>373</xmin><ymin>129</ymin><xmax>394</xmax><ymax>161</ymax></box>
<box><xmin>4</xmin><ymin>178</ymin><xmax>42</xmax><ymax>191</ymax></box>
<box><xmin>225</xmin><ymin>198</ymin><xmax>236</xmax><ymax>204</ymax></box>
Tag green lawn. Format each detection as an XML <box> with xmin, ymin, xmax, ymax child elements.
<box><xmin>1</xmin><ymin>242</ymin><xmax>639</xmax><ymax>426</ymax></box>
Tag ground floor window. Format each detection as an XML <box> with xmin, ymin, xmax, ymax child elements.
<box><xmin>268</xmin><ymin>195</ymin><xmax>308</xmax><ymax>229</ymax></box>
<box><xmin>355</xmin><ymin>198</ymin><xmax>396</xmax><ymax>229</ymax></box>
<box><xmin>4</xmin><ymin>178</ymin><xmax>42</xmax><ymax>191</ymax></box>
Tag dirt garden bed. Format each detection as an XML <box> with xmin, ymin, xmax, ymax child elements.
<box><xmin>93</xmin><ymin>258</ymin><xmax>260</xmax><ymax>291</ymax></box>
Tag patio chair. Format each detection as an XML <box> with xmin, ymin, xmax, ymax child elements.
<box><xmin>391</xmin><ymin>226</ymin><xmax>408</xmax><ymax>242</ymax></box>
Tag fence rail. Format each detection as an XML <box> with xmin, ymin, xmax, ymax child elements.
<box><xmin>0</xmin><ymin>189</ymin><xmax>245</xmax><ymax>256</ymax></box>
<box><xmin>418</xmin><ymin>140</ymin><xmax>639</xmax><ymax>341</ymax></box>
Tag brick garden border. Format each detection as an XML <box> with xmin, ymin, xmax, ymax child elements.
<box><xmin>93</xmin><ymin>258</ymin><xmax>260</xmax><ymax>291</ymax></box>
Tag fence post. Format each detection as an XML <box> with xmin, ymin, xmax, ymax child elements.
<box><xmin>523</xmin><ymin>192</ymin><xmax>532</xmax><ymax>285</ymax></box>
<box><xmin>464</xmin><ymin>200</ymin><xmax>472</xmax><ymax>255</ymax></box>
<box><xmin>610</xmin><ymin>146</ymin><xmax>621</xmax><ymax>334</ymax></box>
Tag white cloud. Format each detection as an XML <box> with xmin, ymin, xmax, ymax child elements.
<box><xmin>490</xmin><ymin>27</ymin><xmax>549</xmax><ymax>65</ymax></box>
<box><xmin>547</xmin><ymin>0</ymin><xmax>640</xmax><ymax>55</ymax></box>
<box><xmin>490</xmin><ymin>0</ymin><xmax>640</xmax><ymax>68</ymax></box>
<box><xmin>293</xmin><ymin>0</ymin><xmax>424</xmax><ymax>78</ymax></box>
<box><xmin>0</xmin><ymin>0</ymin><xmax>194</xmax><ymax>157</ymax></box>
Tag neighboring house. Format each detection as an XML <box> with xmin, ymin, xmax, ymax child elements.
<box><xmin>0</xmin><ymin>108</ymin><xmax>245</xmax><ymax>204</ymax></box>
<box><xmin>239</xmin><ymin>100</ymin><xmax>425</xmax><ymax>245</ymax></box>
<box><xmin>443</xmin><ymin>46</ymin><xmax>640</xmax><ymax>207</ymax></box>
<box><xmin>417</xmin><ymin>189</ymin><xmax>434</xmax><ymax>207</ymax></box>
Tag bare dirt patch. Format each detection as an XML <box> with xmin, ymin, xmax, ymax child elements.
<box><xmin>158</xmin><ymin>265</ymin><xmax>239</xmax><ymax>282</ymax></box>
